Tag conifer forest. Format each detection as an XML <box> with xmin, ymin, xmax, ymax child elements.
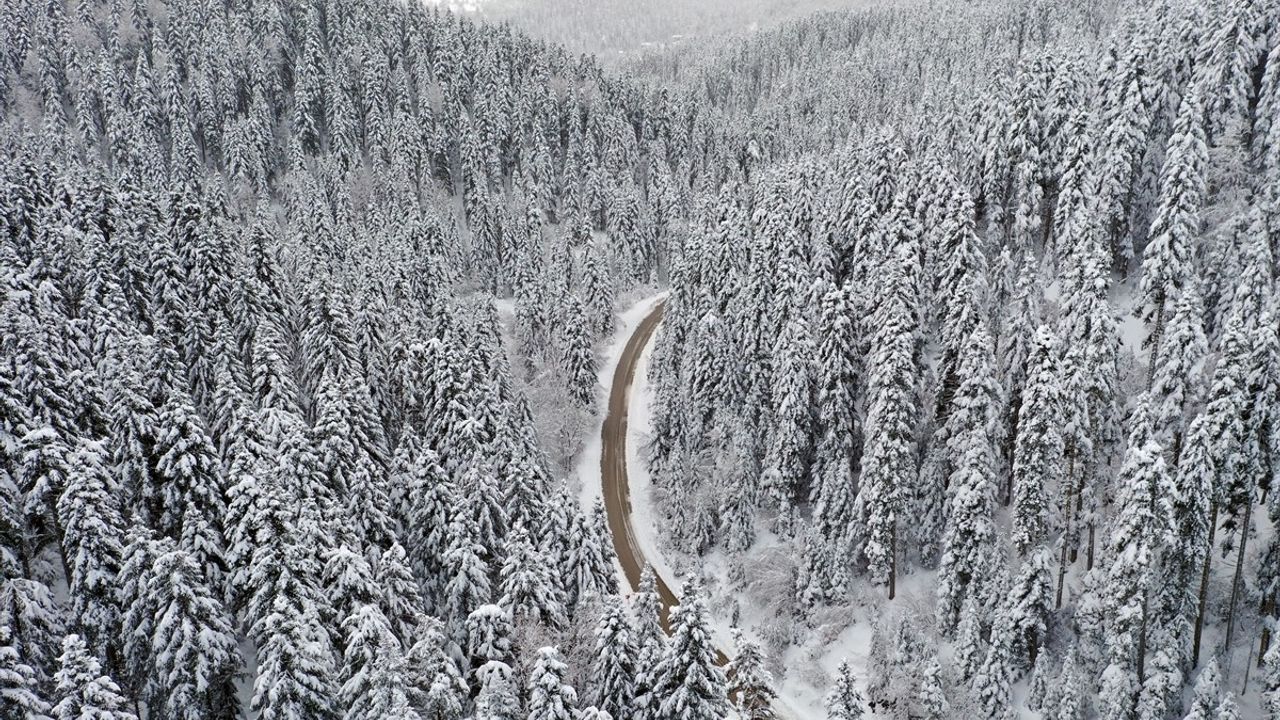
<box><xmin>1</xmin><ymin>0</ymin><xmax>1279</xmax><ymax>717</ymax></box>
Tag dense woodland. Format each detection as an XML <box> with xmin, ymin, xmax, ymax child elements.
<box><xmin>646</xmin><ymin>0</ymin><xmax>1280</xmax><ymax>717</ymax></box>
<box><xmin>0</xmin><ymin>0</ymin><xmax>746</xmax><ymax>716</ymax></box>
<box><xmin>0</xmin><ymin>0</ymin><xmax>1278</xmax><ymax>718</ymax></box>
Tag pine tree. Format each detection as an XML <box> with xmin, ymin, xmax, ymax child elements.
<box><xmin>1101</xmin><ymin>425</ymin><xmax>1175</xmax><ymax>717</ymax></box>
<box><xmin>1263</xmin><ymin>639</ymin><xmax>1280</xmax><ymax>719</ymax></box>
<box><xmin>52</xmin><ymin>634</ymin><xmax>136</xmax><ymax>720</ymax></box>
<box><xmin>1026</xmin><ymin>649</ymin><xmax>1051</xmax><ymax>711</ymax></box>
<box><xmin>0</xmin><ymin>621</ymin><xmax>51</xmax><ymax>720</ymax></box>
<box><xmin>559</xmin><ymin>295</ymin><xmax>597</xmax><ymax>410</ymax></box>
<box><xmin>589</xmin><ymin>595</ymin><xmax>636</xmax><ymax>720</ymax></box>
<box><xmin>1184</xmin><ymin>658</ymin><xmax>1221</xmax><ymax>720</ymax></box>
<box><xmin>151</xmin><ymin>391</ymin><xmax>227</xmax><ymax>589</ymax></box>
<box><xmin>1050</xmin><ymin>649</ymin><xmax>1084</xmax><ymax>720</ymax></box>
<box><xmin>464</xmin><ymin>605</ymin><xmax>513</xmax><ymax>676</ymax></box>
<box><xmin>919</xmin><ymin>657</ymin><xmax>948</xmax><ymax>720</ymax></box>
<box><xmin>341</xmin><ymin>603</ymin><xmax>399</xmax><ymax>706</ymax></box>
<box><xmin>936</xmin><ymin>328</ymin><xmax>1000</xmax><ymax>635</ymax></box>
<box><xmin>473</xmin><ymin>660</ymin><xmax>518</xmax><ymax>720</ymax></box>
<box><xmin>403</xmin><ymin>616</ymin><xmax>467</xmax><ymax>720</ymax></box>
<box><xmin>564</xmin><ymin>505</ymin><xmax>616</xmax><ymax>615</ymax></box>
<box><xmin>1149</xmin><ymin>287</ymin><xmax>1207</xmax><ymax>450</ymax></box>
<box><xmin>377</xmin><ymin>543</ymin><xmax>426</xmax><ymax>644</ymax></box>
<box><xmin>1138</xmin><ymin>88</ymin><xmax>1207</xmax><ymax>364</ymax></box>
<box><xmin>119</xmin><ymin>537</ymin><xmax>240</xmax><ymax>720</ymax></box>
<box><xmin>955</xmin><ymin>595</ymin><xmax>986</xmax><ymax>680</ymax></box>
<box><xmin>252</xmin><ymin>584</ymin><xmax>340</xmax><ymax>720</ymax></box>
<box><xmin>527</xmin><ymin>647</ymin><xmax>577</xmax><ymax>720</ymax></box>
<box><xmin>1216</xmin><ymin>692</ymin><xmax>1239</xmax><ymax>720</ymax></box>
<box><xmin>324</xmin><ymin>544</ymin><xmax>380</xmax><ymax>644</ymax></box>
<box><xmin>1011</xmin><ymin>325</ymin><xmax>1061</xmax><ymax>555</ymax></box>
<box><xmin>56</xmin><ymin>439</ymin><xmax>125</xmax><ymax>666</ymax></box>
<box><xmin>854</xmin><ymin>245</ymin><xmax>918</xmax><ymax>598</ymax></box>
<box><xmin>631</xmin><ymin>567</ymin><xmax>666</xmax><ymax>720</ymax></box>
<box><xmin>442</xmin><ymin>515</ymin><xmax>492</xmax><ymax>645</ymax></box>
<box><xmin>762</xmin><ymin>318</ymin><xmax>816</xmax><ymax>528</ymax></box>
<box><xmin>341</xmin><ymin>603</ymin><xmax>419</xmax><ymax>720</ymax></box>
<box><xmin>499</xmin><ymin>526</ymin><xmax>566</xmax><ymax>629</ymax></box>
<box><xmin>651</xmin><ymin>577</ymin><xmax>729</xmax><ymax>720</ymax></box>
<box><xmin>727</xmin><ymin>630</ymin><xmax>776</xmax><ymax>720</ymax></box>
<box><xmin>824</xmin><ymin>660</ymin><xmax>864</xmax><ymax>720</ymax></box>
<box><xmin>812</xmin><ymin>284</ymin><xmax>859</xmax><ymax>562</ymax></box>
<box><xmin>405</xmin><ymin>452</ymin><xmax>455</xmax><ymax>612</ymax></box>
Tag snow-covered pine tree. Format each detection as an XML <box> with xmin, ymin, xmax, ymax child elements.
<box><xmin>324</xmin><ymin>544</ymin><xmax>380</xmax><ymax>646</ymax></box>
<box><xmin>56</xmin><ymin>439</ymin><xmax>126</xmax><ymax>667</ymax></box>
<box><xmin>651</xmin><ymin>577</ymin><xmax>729</xmax><ymax>720</ymax></box>
<box><xmin>919</xmin><ymin>657</ymin><xmax>948</xmax><ymax>720</ymax></box>
<box><xmin>762</xmin><ymin>318</ymin><xmax>816</xmax><ymax>532</ymax></box>
<box><xmin>1149</xmin><ymin>286</ymin><xmax>1207</xmax><ymax>454</ymax></box>
<box><xmin>472</xmin><ymin>660</ymin><xmax>517</xmax><ymax>720</ymax></box>
<box><xmin>1050</xmin><ymin>647</ymin><xmax>1085</xmax><ymax>720</ymax></box>
<box><xmin>1216</xmin><ymin>692</ymin><xmax>1240</xmax><ymax>720</ymax></box>
<box><xmin>403</xmin><ymin>616</ymin><xmax>468</xmax><ymax>719</ymax></box>
<box><xmin>727</xmin><ymin>630</ymin><xmax>777</xmax><ymax>720</ymax></box>
<box><xmin>854</xmin><ymin>242</ymin><xmax>919</xmax><ymax>599</ymax></box>
<box><xmin>937</xmin><ymin>325</ymin><xmax>1000</xmax><ymax>635</ymax></box>
<box><xmin>405</xmin><ymin>451</ymin><xmax>456</xmax><ymax>612</ymax></box>
<box><xmin>340</xmin><ymin>603</ymin><xmax>399</xmax><ymax>709</ymax></box>
<box><xmin>824</xmin><ymin>659</ymin><xmax>864</xmax><ymax>720</ymax></box>
<box><xmin>51</xmin><ymin>633</ymin><xmax>136</xmax><ymax>720</ymax></box>
<box><xmin>631</xmin><ymin>566</ymin><xmax>667</xmax><ymax>720</ymax></box>
<box><xmin>442</xmin><ymin>515</ymin><xmax>493</xmax><ymax>646</ymax></box>
<box><xmin>1138</xmin><ymin>88</ymin><xmax>1206</xmax><ymax>367</ymax></box>
<box><xmin>955</xmin><ymin>594</ymin><xmax>987</xmax><ymax>680</ymax></box>
<box><xmin>1011</xmin><ymin>325</ymin><xmax>1062</xmax><ymax>555</ymax></box>
<box><xmin>119</xmin><ymin>536</ymin><xmax>240</xmax><ymax>720</ymax></box>
<box><xmin>1183</xmin><ymin>658</ymin><xmax>1222</xmax><ymax>720</ymax></box>
<box><xmin>559</xmin><ymin>295</ymin><xmax>597</xmax><ymax>410</ymax></box>
<box><xmin>151</xmin><ymin>390</ymin><xmax>228</xmax><ymax>590</ymax></box>
<box><xmin>499</xmin><ymin>525</ymin><xmax>567</xmax><ymax>630</ymax></box>
<box><xmin>0</xmin><ymin>621</ymin><xmax>51</xmax><ymax>720</ymax></box>
<box><xmin>1264</xmin><ymin>639</ymin><xmax>1280</xmax><ymax>719</ymax></box>
<box><xmin>811</xmin><ymin>282</ymin><xmax>859</xmax><ymax>565</ymax></box>
<box><xmin>377</xmin><ymin>543</ymin><xmax>426</xmax><ymax>644</ymax></box>
<box><xmin>589</xmin><ymin>595</ymin><xmax>637</xmax><ymax>720</ymax></box>
<box><xmin>1026</xmin><ymin>647</ymin><xmax>1052</xmax><ymax>711</ymax></box>
<box><xmin>1099</xmin><ymin>420</ymin><xmax>1176</xmax><ymax>720</ymax></box>
<box><xmin>527</xmin><ymin>646</ymin><xmax>577</xmax><ymax>720</ymax></box>
<box><xmin>464</xmin><ymin>604</ymin><xmax>513</xmax><ymax>679</ymax></box>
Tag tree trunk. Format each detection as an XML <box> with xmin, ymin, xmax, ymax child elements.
<box><xmin>1056</xmin><ymin>477</ymin><xmax>1076</xmax><ymax>609</ymax></box>
<box><xmin>1086</xmin><ymin>521</ymin><xmax>1095</xmax><ymax>571</ymax></box>
<box><xmin>1259</xmin><ymin>589</ymin><xmax>1274</xmax><ymax>669</ymax></box>
<box><xmin>888</xmin><ymin>519</ymin><xmax>897</xmax><ymax>601</ymax></box>
<box><xmin>1067</xmin><ymin>450</ymin><xmax>1080</xmax><ymax>564</ymax></box>
<box><xmin>1225</xmin><ymin>492</ymin><xmax>1254</xmax><ymax>663</ymax></box>
<box><xmin>1137</xmin><ymin>589</ymin><xmax>1149</xmax><ymax>684</ymax></box>
<box><xmin>1193</xmin><ymin>502</ymin><xmax>1219</xmax><ymax>667</ymax></box>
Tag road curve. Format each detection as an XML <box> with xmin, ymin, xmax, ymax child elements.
<box><xmin>600</xmin><ymin>299</ymin><xmax>679</xmax><ymax>626</ymax></box>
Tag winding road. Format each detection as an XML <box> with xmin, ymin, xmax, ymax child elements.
<box><xmin>600</xmin><ymin>299</ymin><xmax>680</xmax><ymax>625</ymax></box>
